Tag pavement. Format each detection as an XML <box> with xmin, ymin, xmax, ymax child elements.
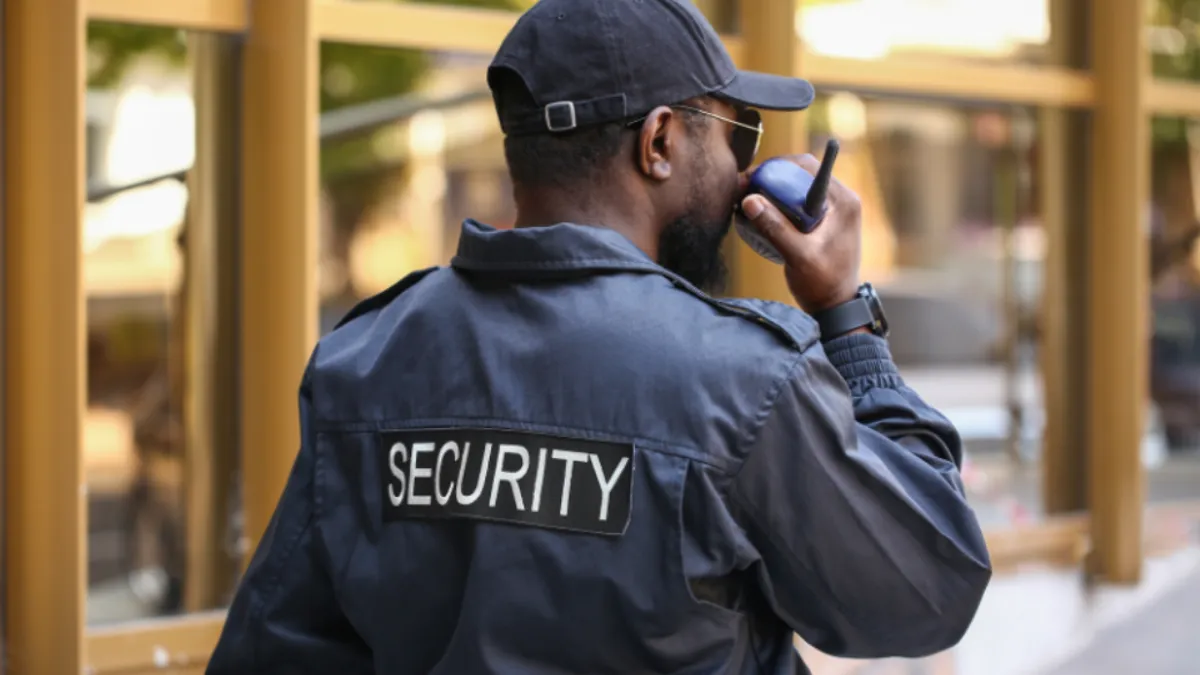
<box><xmin>797</xmin><ymin>545</ymin><xmax>1200</xmax><ymax>675</ymax></box>
<box><xmin>1047</xmin><ymin>563</ymin><xmax>1200</xmax><ymax>675</ymax></box>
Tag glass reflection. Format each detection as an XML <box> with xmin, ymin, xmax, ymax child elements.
<box><xmin>801</xmin><ymin>0</ymin><xmax>1086</xmax><ymax>68</ymax></box>
<box><xmin>320</xmin><ymin>47</ymin><xmax>513</xmax><ymax>333</ymax></box>
<box><xmin>85</xmin><ymin>24</ymin><xmax>240</xmax><ymax>625</ymax></box>
<box><xmin>806</xmin><ymin>92</ymin><xmax>1045</xmax><ymax>527</ymax></box>
<box><xmin>1149</xmin><ymin>116</ymin><xmax>1200</xmax><ymax>458</ymax></box>
<box><xmin>1149</xmin><ymin>0</ymin><xmax>1200</xmax><ymax>81</ymax></box>
<box><xmin>352</xmin><ymin>0</ymin><xmax>536</xmax><ymax>8</ymax></box>
<box><xmin>693</xmin><ymin>0</ymin><xmax>739</xmax><ymax>33</ymax></box>
<box><xmin>350</xmin><ymin>0</ymin><xmax>733</xmax><ymax>31</ymax></box>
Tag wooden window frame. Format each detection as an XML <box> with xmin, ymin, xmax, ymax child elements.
<box><xmin>86</xmin><ymin>0</ymin><xmax>246</xmax><ymax>32</ymax></box>
<box><xmin>81</xmin><ymin>0</ymin><xmax>1200</xmax><ymax>113</ymax></box>
<box><xmin>5</xmin><ymin>1</ymin><xmax>87</xmax><ymax>674</ymax></box>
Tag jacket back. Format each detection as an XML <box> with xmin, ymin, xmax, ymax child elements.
<box><xmin>313</xmin><ymin>228</ymin><xmax>808</xmax><ymax>674</ymax></box>
<box><xmin>207</xmin><ymin>221</ymin><xmax>992</xmax><ymax>675</ymax></box>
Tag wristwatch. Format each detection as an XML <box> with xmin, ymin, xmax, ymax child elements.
<box><xmin>811</xmin><ymin>282</ymin><xmax>889</xmax><ymax>340</ymax></box>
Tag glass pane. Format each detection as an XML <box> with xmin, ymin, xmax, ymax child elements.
<box><xmin>319</xmin><ymin>44</ymin><xmax>513</xmax><ymax>332</ymax></box>
<box><xmin>805</xmin><ymin>92</ymin><xmax>1048</xmax><ymax>527</ymax></box>
<box><xmin>359</xmin><ymin>0</ymin><xmax>536</xmax><ymax>8</ymax></box>
<box><xmin>352</xmin><ymin>0</ymin><xmax>739</xmax><ymax>33</ymax></box>
<box><xmin>1149</xmin><ymin>116</ymin><xmax>1200</xmax><ymax>467</ymax></box>
<box><xmin>85</xmin><ymin>24</ymin><xmax>241</xmax><ymax>625</ymax></box>
<box><xmin>801</xmin><ymin>0</ymin><xmax>1089</xmax><ymax>69</ymax></box>
<box><xmin>693</xmin><ymin>0</ymin><xmax>739</xmax><ymax>33</ymax></box>
<box><xmin>1149</xmin><ymin>0</ymin><xmax>1200</xmax><ymax>81</ymax></box>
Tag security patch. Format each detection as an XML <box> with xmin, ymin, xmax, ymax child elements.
<box><xmin>380</xmin><ymin>427</ymin><xmax>634</xmax><ymax>536</ymax></box>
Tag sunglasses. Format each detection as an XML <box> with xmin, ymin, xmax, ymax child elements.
<box><xmin>627</xmin><ymin>104</ymin><xmax>764</xmax><ymax>172</ymax></box>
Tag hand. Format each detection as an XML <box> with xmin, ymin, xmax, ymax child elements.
<box><xmin>740</xmin><ymin>154</ymin><xmax>862</xmax><ymax>314</ymax></box>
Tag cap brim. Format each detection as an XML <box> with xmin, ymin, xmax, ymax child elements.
<box><xmin>714</xmin><ymin>70</ymin><xmax>815</xmax><ymax>111</ymax></box>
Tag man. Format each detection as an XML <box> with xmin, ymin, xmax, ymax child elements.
<box><xmin>207</xmin><ymin>0</ymin><xmax>991</xmax><ymax>672</ymax></box>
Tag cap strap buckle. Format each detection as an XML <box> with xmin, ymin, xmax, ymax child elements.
<box><xmin>544</xmin><ymin>101</ymin><xmax>577</xmax><ymax>132</ymax></box>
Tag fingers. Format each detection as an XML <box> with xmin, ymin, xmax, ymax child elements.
<box><xmin>740</xmin><ymin>152</ymin><xmax>864</xmax><ymax>312</ymax></box>
<box><xmin>741</xmin><ymin>194</ymin><xmax>805</xmax><ymax>258</ymax></box>
<box><xmin>738</xmin><ymin>152</ymin><xmax>864</xmax><ymax>265</ymax></box>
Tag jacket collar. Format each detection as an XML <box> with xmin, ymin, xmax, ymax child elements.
<box><xmin>370</xmin><ymin>220</ymin><xmax>813</xmax><ymax>350</ymax></box>
<box><xmin>450</xmin><ymin>219</ymin><xmax>663</xmax><ymax>276</ymax></box>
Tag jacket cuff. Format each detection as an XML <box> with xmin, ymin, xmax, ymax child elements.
<box><xmin>822</xmin><ymin>333</ymin><xmax>904</xmax><ymax>394</ymax></box>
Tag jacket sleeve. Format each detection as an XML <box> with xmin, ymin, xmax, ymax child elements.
<box><xmin>728</xmin><ymin>332</ymin><xmax>992</xmax><ymax>659</ymax></box>
<box><xmin>207</xmin><ymin>360</ymin><xmax>372</xmax><ymax>675</ymax></box>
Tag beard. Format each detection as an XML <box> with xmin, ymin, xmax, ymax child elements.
<box><xmin>658</xmin><ymin>190</ymin><xmax>736</xmax><ymax>295</ymax></box>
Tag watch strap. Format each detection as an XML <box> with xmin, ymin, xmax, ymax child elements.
<box><xmin>812</xmin><ymin>297</ymin><xmax>875</xmax><ymax>340</ymax></box>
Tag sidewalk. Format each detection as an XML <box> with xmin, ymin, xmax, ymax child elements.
<box><xmin>1047</xmin><ymin>563</ymin><xmax>1200</xmax><ymax>675</ymax></box>
<box><xmin>796</xmin><ymin>545</ymin><xmax>1200</xmax><ymax>675</ymax></box>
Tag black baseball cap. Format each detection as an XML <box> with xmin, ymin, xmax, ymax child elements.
<box><xmin>488</xmin><ymin>0</ymin><xmax>815</xmax><ymax>136</ymax></box>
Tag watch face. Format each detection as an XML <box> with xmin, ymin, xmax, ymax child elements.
<box><xmin>860</xmin><ymin>283</ymin><xmax>890</xmax><ymax>337</ymax></box>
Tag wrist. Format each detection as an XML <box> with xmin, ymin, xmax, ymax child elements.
<box><xmin>809</xmin><ymin>282</ymin><xmax>889</xmax><ymax>341</ymax></box>
<box><xmin>796</xmin><ymin>285</ymin><xmax>860</xmax><ymax>315</ymax></box>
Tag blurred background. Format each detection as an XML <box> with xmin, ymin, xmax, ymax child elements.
<box><xmin>5</xmin><ymin>0</ymin><xmax>1200</xmax><ymax>673</ymax></box>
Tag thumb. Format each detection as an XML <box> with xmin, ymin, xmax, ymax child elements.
<box><xmin>742</xmin><ymin>195</ymin><xmax>801</xmax><ymax>255</ymax></box>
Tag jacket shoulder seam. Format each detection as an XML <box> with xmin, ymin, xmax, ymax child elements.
<box><xmin>652</xmin><ymin>274</ymin><xmax>819</xmax><ymax>353</ymax></box>
<box><xmin>711</xmin><ymin>298</ymin><xmax>821</xmax><ymax>353</ymax></box>
<box><xmin>333</xmin><ymin>266</ymin><xmax>440</xmax><ymax>330</ymax></box>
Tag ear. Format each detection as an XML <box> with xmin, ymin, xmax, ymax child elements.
<box><xmin>636</xmin><ymin>106</ymin><xmax>676</xmax><ymax>182</ymax></box>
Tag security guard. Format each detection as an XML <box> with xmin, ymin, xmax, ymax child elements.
<box><xmin>207</xmin><ymin>0</ymin><xmax>992</xmax><ymax>672</ymax></box>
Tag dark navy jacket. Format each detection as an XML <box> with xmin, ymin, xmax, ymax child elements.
<box><xmin>207</xmin><ymin>219</ymin><xmax>992</xmax><ymax>674</ymax></box>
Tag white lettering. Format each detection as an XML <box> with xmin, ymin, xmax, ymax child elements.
<box><xmin>552</xmin><ymin>450</ymin><xmax>590</xmax><ymax>517</ymax></box>
<box><xmin>407</xmin><ymin>442</ymin><xmax>435</xmax><ymax>506</ymax></box>
<box><xmin>590</xmin><ymin>454</ymin><xmax>629</xmax><ymax>521</ymax></box>
<box><xmin>490</xmin><ymin>444</ymin><xmax>530</xmax><ymax>510</ymax></box>
<box><xmin>456</xmin><ymin>442</ymin><xmax>492</xmax><ymax>505</ymax></box>
<box><xmin>531</xmin><ymin>448</ymin><xmax>548</xmax><ymax>512</ymax></box>
<box><xmin>435</xmin><ymin>441</ymin><xmax>460</xmax><ymax>506</ymax></box>
<box><xmin>388</xmin><ymin>442</ymin><xmax>407</xmax><ymax>506</ymax></box>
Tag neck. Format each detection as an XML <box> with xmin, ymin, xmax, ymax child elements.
<box><xmin>513</xmin><ymin>184</ymin><xmax>660</xmax><ymax>259</ymax></box>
